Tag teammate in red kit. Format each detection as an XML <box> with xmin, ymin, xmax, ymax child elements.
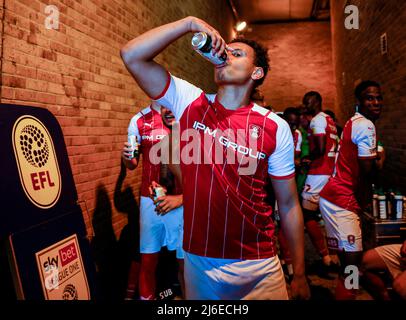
<box><xmin>319</xmin><ymin>80</ymin><xmax>385</xmax><ymax>299</ymax></box>
<box><xmin>301</xmin><ymin>92</ymin><xmax>338</xmax><ymax>274</ymax></box>
<box><xmin>121</xmin><ymin>16</ymin><xmax>310</xmax><ymax>300</ymax></box>
<box><xmin>122</xmin><ymin>101</ymin><xmax>184</xmax><ymax>300</ymax></box>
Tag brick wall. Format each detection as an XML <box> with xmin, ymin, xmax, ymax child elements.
<box><xmin>0</xmin><ymin>0</ymin><xmax>234</xmax><ymax>239</ymax></box>
<box><xmin>331</xmin><ymin>0</ymin><xmax>406</xmax><ymax>192</ymax></box>
<box><xmin>245</xmin><ymin>21</ymin><xmax>336</xmax><ymax>114</ymax></box>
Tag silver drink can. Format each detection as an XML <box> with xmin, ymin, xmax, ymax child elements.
<box><xmin>191</xmin><ymin>32</ymin><xmax>227</xmax><ymax>66</ymax></box>
<box><xmin>153</xmin><ymin>186</ymin><xmax>166</xmax><ymax>203</ymax></box>
<box><xmin>127</xmin><ymin>135</ymin><xmax>139</xmax><ymax>159</ymax></box>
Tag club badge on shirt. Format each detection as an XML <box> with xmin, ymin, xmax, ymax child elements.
<box><xmin>249</xmin><ymin>124</ymin><xmax>262</xmax><ymax>139</ymax></box>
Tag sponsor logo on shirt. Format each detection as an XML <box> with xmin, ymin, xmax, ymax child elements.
<box><xmin>193</xmin><ymin>121</ymin><xmax>266</xmax><ymax>161</ymax></box>
<box><xmin>142</xmin><ymin>134</ymin><xmax>166</xmax><ymax>141</ymax></box>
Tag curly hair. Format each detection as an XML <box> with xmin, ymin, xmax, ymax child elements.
<box><xmin>229</xmin><ymin>38</ymin><xmax>270</xmax><ymax>88</ymax></box>
<box><xmin>355</xmin><ymin>80</ymin><xmax>380</xmax><ymax>101</ymax></box>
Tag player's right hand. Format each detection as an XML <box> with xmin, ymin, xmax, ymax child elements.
<box><xmin>122</xmin><ymin>142</ymin><xmax>133</xmax><ymax>160</ymax></box>
<box><xmin>187</xmin><ymin>16</ymin><xmax>226</xmax><ymax>58</ymax></box>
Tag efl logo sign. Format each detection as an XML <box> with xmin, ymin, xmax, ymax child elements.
<box><xmin>12</xmin><ymin>116</ymin><xmax>61</xmax><ymax>208</ymax></box>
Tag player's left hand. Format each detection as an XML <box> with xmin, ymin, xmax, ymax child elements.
<box><xmin>290</xmin><ymin>275</ymin><xmax>311</xmax><ymax>300</ymax></box>
<box><xmin>155</xmin><ymin>195</ymin><xmax>183</xmax><ymax>215</ymax></box>
<box><xmin>148</xmin><ymin>181</ymin><xmax>167</xmax><ymax>201</ymax></box>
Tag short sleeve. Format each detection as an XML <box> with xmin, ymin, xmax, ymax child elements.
<box><xmin>268</xmin><ymin>115</ymin><xmax>295</xmax><ymax>179</ymax></box>
<box><xmin>310</xmin><ymin>114</ymin><xmax>327</xmax><ymax>135</ymax></box>
<box><xmin>128</xmin><ymin>113</ymin><xmax>142</xmax><ymax>142</ymax></box>
<box><xmin>154</xmin><ymin>73</ymin><xmax>203</xmax><ymax>121</ymax></box>
<box><xmin>352</xmin><ymin>119</ymin><xmax>377</xmax><ymax>158</ymax></box>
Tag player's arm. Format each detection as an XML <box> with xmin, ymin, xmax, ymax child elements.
<box><xmin>309</xmin><ymin>115</ymin><xmax>328</xmax><ymax>160</ymax></box>
<box><xmin>120</xmin><ymin>16</ymin><xmax>226</xmax><ymax>99</ymax></box>
<box><xmin>310</xmin><ymin>134</ymin><xmax>326</xmax><ymax>160</ymax></box>
<box><xmin>355</xmin><ymin>120</ymin><xmax>380</xmax><ymax>176</ymax></box>
<box><xmin>358</xmin><ymin>158</ymin><xmax>375</xmax><ymax>175</ymax></box>
<box><xmin>272</xmin><ymin>177</ymin><xmax>310</xmax><ymax>300</ymax></box>
<box><xmin>375</xmin><ymin>144</ymin><xmax>385</xmax><ymax>170</ymax></box>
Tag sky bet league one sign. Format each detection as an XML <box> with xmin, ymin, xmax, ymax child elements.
<box><xmin>36</xmin><ymin>234</ymin><xmax>90</xmax><ymax>300</ymax></box>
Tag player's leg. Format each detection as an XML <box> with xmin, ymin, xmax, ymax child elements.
<box><xmin>139</xmin><ymin>196</ymin><xmax>165</xmax><ymax>300</ymax></box>
<box><xmin>393</xmin><ymin>271</ymin><xmax>406</xmax><ymax>299</ymax></box>
<box><xmin>335</xmin><ymin>250</ymin><xmax>363</xmax><ymax>300</ymax></box>
<box><xmin>176</xmin><ymin>258</ymin><xmax>185</xmax><ymax>298</ymax></box>
<box><xmin>302</xmin><ymin>175</ymin><xmax>333</xmax><ymax>268</ymax></box>
<box><xmin>162</xmin><ymin>205</ymin><xmax>184</xmax><ymax>298</ymax></box>
<box><xmin>361</xmin><ymin>248</ymin><xmax>391</xmax><ymax>300</ymax></box>
<box><xmin>319</xmin><ymin>197</ymin><xmax>363</xmax><ymax>300</ymax></box>
<box><xmin>139</xmin><ymin>253</ymin><xmax>160</xmax><ymax>300</ymax></box>
<box><xmin>125</xmin><ymin>260</ymin><xmax>140</xmax><ymax>300</ymax></box>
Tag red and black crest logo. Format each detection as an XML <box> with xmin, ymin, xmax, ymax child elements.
<box><xmin>326</xmin><ymin>237</ymin><xmax>339</xmax><ymax>249</ymax></box>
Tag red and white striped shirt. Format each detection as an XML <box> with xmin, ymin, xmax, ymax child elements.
<box><xmin>128</xmin><ymin>106</ymin><xmax>171</xmax><ymax>197</ymax></box>
<box><xmin>155</xmin><ymin>74</ymin><xmax>295</xmax><ymax>259</ymax></box>
<box><xmin>320</xmin><ymin>113</ymin><xmax>377</xmax><ymax>213</ymax></box>
<box><xmin>308</xmin><ymin>111</ymin><xmax>338</xmax><ymax>175</ymax></box>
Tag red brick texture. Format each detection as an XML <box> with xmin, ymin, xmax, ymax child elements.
<box><xmin>331</xmin><ymin>0</ymin><xmax>406</xmax><ymax>192</ymax></box>
<box><xmin>0</xmin><ymin>0</ymin><xmax>234</xmax><ymax>238</ymax></box>
<box><xmin>245</xmin><ymin>21</ymin><xmax>336</xmax><ymax>113</ymax></box>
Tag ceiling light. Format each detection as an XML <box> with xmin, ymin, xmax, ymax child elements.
<box><xmin>236</xmin><ymin>21</ymin><xmax>247</xmax><ymax>32</ymax></box>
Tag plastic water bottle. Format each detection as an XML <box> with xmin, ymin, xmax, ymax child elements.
<box><xmin>394</xmin><ymin>192</ymin><xmax>403</xmax><ymax>219</ymax></box>
<box><xmin>378</xmin><ymin>192</ymin><xmax>387</xmax><ymax>220</ymax></box>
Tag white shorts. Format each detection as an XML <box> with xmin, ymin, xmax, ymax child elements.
<box><xmin>375</xmin><ymin>244</ymin><xmax>405</xmax><ymax>279</ymax></box>
<box><xmin>184</xmin><ymin>252</ymin><xmax>288</xmax><ymax>300</ymax></box>
<box><xmin>140</xmin><ymin>196</ymin><xmax>184</xmax><ymax>259</ymax></box>
<box><xmin>319</xmin><ymin>197</ymin><xmax>362</xmax><ymax>252</ymax></box>
<box><xmin>301</xmin><ymin>175</ymin><xmax>330</xmax><ymax>211</ymax></box>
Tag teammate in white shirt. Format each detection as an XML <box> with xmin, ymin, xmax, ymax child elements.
<box><xmin>301</xmin><ymin>92</ymin><xmax>338</xmax><ymax>274</ymax></box>
<box><xmin>121</xmin><ymin>16</ymin><xmax>310</xmax><ymax>300</ymax></box>
<box><xmin>319</xmin><ymin>80</ymin><xmax>385</xmax><ymax>299</ymax></box>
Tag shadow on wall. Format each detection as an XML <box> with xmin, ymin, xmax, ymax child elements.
<box><xmin>90</xmin><ymin>159</ymin><xmax>139</xmax><ymax>300</ymax></box>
